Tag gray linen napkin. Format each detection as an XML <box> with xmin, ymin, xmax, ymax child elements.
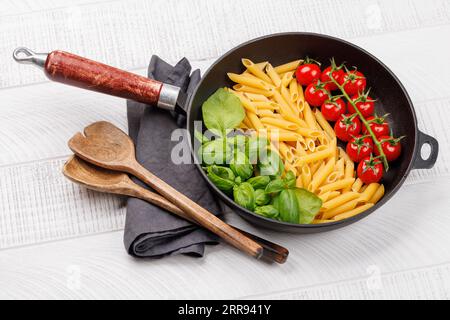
<box><xmin>124</xmin><ymin>56</ymin><xmax>220</xmax><ymax>258</ymax></box>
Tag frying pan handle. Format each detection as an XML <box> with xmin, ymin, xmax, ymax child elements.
<box><xmin>412</xmin><ymin>130</ymin><xmax>439</xmax><ymax>169</ymax></box>
<box><xmin>13</xmin><ymin>47</ymin><xmax>181</xmax><ymax>110</ymax></box>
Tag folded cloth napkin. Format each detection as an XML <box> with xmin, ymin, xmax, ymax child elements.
<box><xmin>124</xmin><ymin>56</ymin><xmax>220</xmax><ymax>258</ymax></box>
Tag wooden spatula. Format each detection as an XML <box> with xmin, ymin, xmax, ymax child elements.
<box><xmin>63</xmin><ymin>155</ymin><xmax>288</xmax><ymax>263</ymax></box>
<box><xmin>67</xmin><ymin>121</ymin><xmax>288</xmax><ymax>263</ymax></box>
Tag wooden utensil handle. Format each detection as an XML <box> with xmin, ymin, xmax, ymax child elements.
<box><xmin>133</xmin><ymin>165</ymin><xmax>264</xmax><ymax>259</ymax></box>
<box><xmin>134</xmin><ymin>185</ymin><xmax>288</xmax><ymax>263</ymax></box>
<box><xmin>44</xmin><ymin>50</ymin><xmax>163</xmax><ymax>105</ymax></box>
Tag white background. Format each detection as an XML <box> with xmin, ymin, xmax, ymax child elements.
<box><xmin>1</xmin><ymin>0</ymin><xmax>450</xmax><ymax>299</ymax></box>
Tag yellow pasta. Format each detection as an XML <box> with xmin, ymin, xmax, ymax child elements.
<box><xmin>274</xmin><ymin>59</ymin><xmax>302</xmax><ymax>74</ymax></box>
<box><xmin>233</xmin><ymin>84</ymin><xmax>274</xmax><ymax>97</ymax></box>
<box><xmin>224</xmin><ymin>58</ymin><xmax>385</xmax><ymax>223</ymax></box>
<box><xmin>260</xmin><ymin>117</ymin><xmax>299</xmax><ymax>131</ymax></box>
<box><xmin>318</xmin><ymin>178</ymin><xmax>355</xmax><ymax>194</ymax></box>
<box><xmin>242</xmin><ymin>58</ymin><xmax>273</xmax><ymax>84</ymax></box>
<box><xmin>369</xmin><ymin>184</ymin><xmax>385</xmax><ymax>204</ymax></box>
<box><xmin>333</xmin><ymin>203</ymin><xmax>374</xmax><ymax>221</ymax></box>
<box><xmin>309</xmin><ymin>157</ymin><xmax>335</xmax><ymax>192</ymax></box>
<box><xmin>228</xmin><ymin>73</ymin><xmax>270</xmax><ymax>90</ymax></box>
<box><xmin>351</xmin><ymin>178</ymin><xmax>364</xmax><ymax>192</ymax></box>
<box><xmin>359</xmin><ymin>183</ymin><xmax>380</xmax><ymax>202</ymax></box>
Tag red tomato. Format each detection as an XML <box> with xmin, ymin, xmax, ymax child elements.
<box><xmin>334</xmin><ymin>113</ymin><xmax>362</xmax><ymax>142</ymax></box>
<box><xmin>346</xmin><ymin>135</ymin><xmax>374</xmax><ymax>163</ymax></box>
<box><xmin>295</xmin><ymin>59</ymin><xmax>321</xmax><ymax>86</ymax></box>
<box><xmin>357</xmin><ymin>156</ymin><xmax>383</xmax><ymax>184</ymax></box>
<box><xmin>341</xmin><ymin>70</ymin><xmax>366</xmax><ymax>96</ymax></box>
<box><xmin>347</xmin><ymin>92</ymin><xmax>375</xmax><ymax>118</ymax></box>
<box><xmin>321</xmin><ymin>97</ymin><xmax>346</xmax><ymax>122</ymax></box>
<box><xmin>305</xmin><ymin>81</ymin><xmax>330</xmax><ymax>107</ymax></box>
<box><xmin>362</xmin><ymin>115</ymin><xmax>390</xmax><ymax>138</ymax></box>
<box><xmin>320</xmin><ymin>60</ymin><xmax>345</xmax><ymax>91</ymax></box>
<box><xmin>374</xmin><ymin>136</ymin><xmax>404</xmax><ymax>162</ymax></box>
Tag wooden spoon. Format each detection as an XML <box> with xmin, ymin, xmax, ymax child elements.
<box><xmin>63</xmin><ymin>155</ymin><xmax>288</xmax><ymax>263</ymax></box>
<box><xmin>67</xmin><ymin>121</ymin><xmax>283</xmax><ymax>262</ymax></box>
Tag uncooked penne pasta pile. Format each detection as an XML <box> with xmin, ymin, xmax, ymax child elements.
<box><xmin>226</xmin><ymin>59</ymin><xmax>385</xmax><ymax>223</ymax></box>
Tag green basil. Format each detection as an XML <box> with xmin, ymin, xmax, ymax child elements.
<box><xmin>284</xmin><ymin>171</ymin><xmax>296</xmax><ymax>189</ymax></box>
<box><xmin>295</xmin><ymin>188</ymin><xmax>322</xmax><ymax>224</ymax></box>
<box><xmin>247</xmin><ymin>175</ymin><xmax>271</xmax><ymax>189</ymax></box>
<box><xmin>230</xmin><ymin>151</ymin><xmax>254</xmax><ymax>181</ymax></box>
<box><xmin>199</xmin><ymin>139</ymin><xmax>232</xmax><ymax>165</ymax></box>
<box><xmin>194</xmin><ymin>129</ymin><xmax>209</xmax><ymax>144</ymax></box>
<box><xmin>230</xmin><ymin>135</ymin><xmax>248</xmax><ymax>152</ymax></box>
<box><xmin>246</xmin><ymin>136</ymin><xmax>269</xmax><ymax>164</ymax></box>
<box><xmin>272</xmin><ymin>189</ymin><xmax>300</xmax><ymax>224</ymax></box>
<box><xmin>206</xmin><ymin>165</ymin><xmax>235</xmax><ymax>193</ymax></box>
<box><xmin>202</xmin><ymin>88</ymin><xmax>245</xmax><ymax>137</ymax></box>
<box><xmin>254</xmin><ymin>189</ymin><xmax>270</xmax><ymax>206</ymax></box>
<box><xmin>265</xmin><ymin>177</ymin><xmax>285</xmax><ymax>195</ymax></box>
<box><xmin>258</xmin><ymin>150</ymin><xmax>284</xmax><ymax>177</ymax></box>
<box><xmin>254</xmin><ymin>205</ymin><xmax>279</xmax><ymax>219</ymax></box>
<box><xmin>233</xmin><ymin>182</ymin><xmax>255</xmax><ymax>211</ymax></box>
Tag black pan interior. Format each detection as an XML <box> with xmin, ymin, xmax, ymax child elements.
<box><xmin>187</xmin><ymin>33</ymin><xmax>417</xmax><ymax>232</ymax></box>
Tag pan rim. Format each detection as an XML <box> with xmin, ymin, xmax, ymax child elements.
<box><xmin>187</xmin><ymin>31</ymin><xmax>418</xmax><ymax>230</ymax></box>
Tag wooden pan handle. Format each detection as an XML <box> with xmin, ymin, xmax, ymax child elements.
<box><xmin>132</xmin><ymin>164</ymin><xmax>265</xmax><ymax>260</ymax></box>
<box><xmin>44</xmin><ymin>50</ymin><xmax>163</xmax><ymax>105</ymax></box>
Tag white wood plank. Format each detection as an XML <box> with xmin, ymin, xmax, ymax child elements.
<box><xmin>0</xmin><ymin>0</ymin><xmax>113</xmax><ymax>16</ymax></box>
<box><xmin>2</xmin><ymin>0</ymin><xmax>450</xmax><ymax>88</ymax></box>
<box><xmin>1</xmin><ymin>178</ymin><xmax>450</xmax><ymax>299</ymax></box>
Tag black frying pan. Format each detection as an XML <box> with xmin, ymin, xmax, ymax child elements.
<box><xmin>14</xmin><ymin>32</ymin><xmax>438</xmax><ymax>233</ymax></box>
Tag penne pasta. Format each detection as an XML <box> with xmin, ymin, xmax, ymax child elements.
<box><xmin>369</xmin><ymin>184</ymin><xmax>385</xmax><ymax>204</ymax></box>
<box><xmin>318</xmin><ymin>178</ymin><xmax>355</xmax><ymax>194</ymax></box>
<box><xmin>289</xmin><ymin>79</ymin><xmax>299</xmax><ymax>102</ymax></box>
<box><xmin>242</xmin><ymin>58</ymin><xmax>273</xmax><ymax>84</ymax></box>
<box><xmin>233</xmin><ymin>84</ymin><xmax>274</xmax><ymax>97</ymax></box>
<box><xmin>260</xmin><ymin>117</ymin><xmax>299</xmax><ymax>131</ymax></box>
<box><xmin>314</xmin><ymin>109</ymin><xmax>336</xmax><ymax>139</ymax></box>
<box><xmin>301</xmin><ymin>165</ymin><xmax>312</xmax><ymax>188</ymax></box>
<box><xmin>333</xmin><ymin>203</ymin><xmax>374</xmax><ymax>221</ymax></box>
<box><xmin>294</xmin><ymin>145</ymin><xmax>334</xmax><ymax>166</ymax></box>
<box><xmin>231</xmin><ymin>91</ymin><xmax>258</xmax><ymax>113</ymax></box>
<box><xmin>228</xmin><ymin>73</ymin><xmax>270</xmax><ymax>90</ymax></box>
<box><xmin>322</xmin><ymin>192</ymin><xmax>360</xmax><ymax>212</ymax></box>
<box><xmin>351</xmin><ymin>178</ymin><xmax>364</xmax><ymax>192</ymax></box>
<box><xmin>281</xmin><ymin>71</ymin><xmax>294</xmax><ymax>87</ymax></box>
<box><xmin>274</xmin><ymin>59</ymin><xmax>302</xmax><ymax>74</ymax></box>
<box><xmin>265</xmin><ymin>63</ymin><xmax>282</xmax><ymax>87</ymax></box>
<box><xmin>309</xmin><ymin>157</ymin><xmax>335</xmax><ymax>192</ymax></box>
<box><xmin>247</xmin><ymin>112</ymin><xmax>264</xmax><ymax>130</ymax></box>
<box><xmin>323</xmin><ymin>198</ymin><xmax>360</xmax><ymax>218</ymax></box>
<box><xmin>244</xmin><ymin>92</ymin><xmax>269</xmax><ymax>102</ymax></box>
<box><xmin>359</xmin><ymin>183</ymin><xmax>380</xmax><ymax>203</ymax></box>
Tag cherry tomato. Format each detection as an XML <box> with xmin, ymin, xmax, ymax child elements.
<box><xmin>347</xmin><ymin>92</ymin><xmax>375</xmax><ymax>118</ymax></box>
<box><xmin>295</xmin><ymin>58</ymin><xmax>321</xmax><ymax>86</ymax></box>
<box><xmin>357</xmin><ymin>155</ymin><xmax>383</xmax><ymax>184</ymax></box>
<box><xmin>346</xmin><ymin>135</ymin><xmax>374</xmax><ymax>163</ymax></box>
<box><xmin>374</xmin><ymin>135</ymin><xmax>404</xmax><ymax>162</ymax></box>
<box><xmin>334</xmin><ymin>113</ymin><xmax>361</xmax><ymax>142</ymax></box>
<box><xmin>305</xmin><ymin>81</ymin><xmax>330</xmax><ymax>107</ymax></box>
<box><xmin>341</xmin><ymin>70</ymin><xmax>366</xmax><ymax>96</ymax></box>
<box><xmin>321</xmin><ymin>97</ymin><xmax>346</xmax><ymax>122</ymax></box>
<box><xmin>320</xmin><ymin>59</ymin><xmax>345</xmax><ymax>91</ymax></box>
<box><xmin>362</xmin><ymin>115</ymin><xmax>390</xmax><ymax>138</ymax></box>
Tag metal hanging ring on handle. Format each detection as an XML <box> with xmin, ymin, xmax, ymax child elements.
<box><xmin>13</xmin><ymin>47</ymin><xmax>47</xmax><ymax>68</ymax></box>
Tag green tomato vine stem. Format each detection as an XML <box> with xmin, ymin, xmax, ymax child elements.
<box><xmin>328</xmin><ymin>73</ymin><xmax>389</xmax><ymax>171</ymax></box>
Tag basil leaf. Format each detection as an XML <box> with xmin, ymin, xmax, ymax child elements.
<box><xmin>199</xmin><ymin>139</ymin><xmax>232</xmax><ymax>165</ymax></box>
<box><xmin>206</xmin><ymin>165</ymin><xmax>235</xmax><ymax>193</ymax></box>
<box><xmin>284</xmin><ymin>170</ymin><xmax>296</xmax><ymax>189</ymax></box>
<box><xmin>230</xmin><ymin>134</ymin><xmax>248</xmax><ymax>152</ymax></box>
<box><xmin>254</xmin><ymin>189</ymin><xmax>270</xmax><ymax>206</ymax></box>
<box><xmin>272</xmin><ymin>189</ymin><xmax>300</xmax><ymax>223</ymax></box>
<box><xmin>194</xmin><ymin>129</ymin><xmax>209</xmax><ymax>144</ymax></box>
<box><xmin>202</xmin><ymin>88</ymin><xmax>245</xmax><ymax>137</ymax></box>
<box><xmin>254</xmin><ymin>205</ymin><xmax>279</xmax><ymax>219</ymax></box>
<box><xmin>246</xmin><ymin>136</ymin><xmax>269</xmax><ymax>164</ymax></box>
<box><xmin>258</xmin><ymin>150</ymin><xmax>284</xmax><ymax>177</ymax></box>
<box><xmin>230</xmin><ymin>151</ymin><xmax>254</xmax><ymax>181</ymax></box>
<box><xmin>247</xmin><ymin>175</ymin><xmax>271</xmax><ymax>189</ymax></box>
<box><xmin>295</xmin><ymin>188</ymin><xmax>322</xmax><ymax>224</ymax></box>
<box><xmin>265</xmin><ymin>178</ymin><xmax>285</xmax><ymax>195</ymax></box>
<box><xmin>233</xmin><ymin>182</ymin><xmax>255</xmax><ymax>211</ymax></box>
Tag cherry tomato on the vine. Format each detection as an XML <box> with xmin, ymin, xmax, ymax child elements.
<box><xmin>341</xmin><ymin>69</ymin><xmax>366</xmax><ymax>96</ymax></box>
<box><xmin>362</xmin><ymin>115</ymin><xmax>390</xmax><ymax>138</ymax></box>
<box><xmin>357</xmin><ymin>155</ymin><xmax>384</xmax><ymax>184</ymax></box>
<box><xmin>320</xmin><ymin>59</ymin><xmax>345</xmax><ymax>91</ymax></box>
<box><xmin>295</xmin><ymin>58</ymin><xmax>321</xmax><ymax>86</ymax></box>
<box><xmin>334</xmin><ymin>113</ymin><xmax>362</xmax><ymax>142</ymax></box>
<box><xmin>321</xmin><ymin>96</ymin><xmax>346</xmax><ymax>122</ymax></box>
<box><xmin>374</xmin><ymin>135</ymin><xmax>404</xmax><ymax>162</ymax></box>
<box><xmin>305</xmin><ymin>80</ymin><xmax>330</xmax><ymax>107</ymax></box>
<box><xmin>346</xmin><ymin>135</ymin><xmax>374</xmax><ymax>163</ymax></box>
<box><xmin>347</xmin><ymin>91</ymin><xmax>375</xmax><ymax>118</ymax></box>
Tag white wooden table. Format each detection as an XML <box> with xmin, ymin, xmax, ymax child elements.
<box><xmin>1</xmin><ymin>0</ymin><xmax>450</xmax><ymax>299</ymax></box>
